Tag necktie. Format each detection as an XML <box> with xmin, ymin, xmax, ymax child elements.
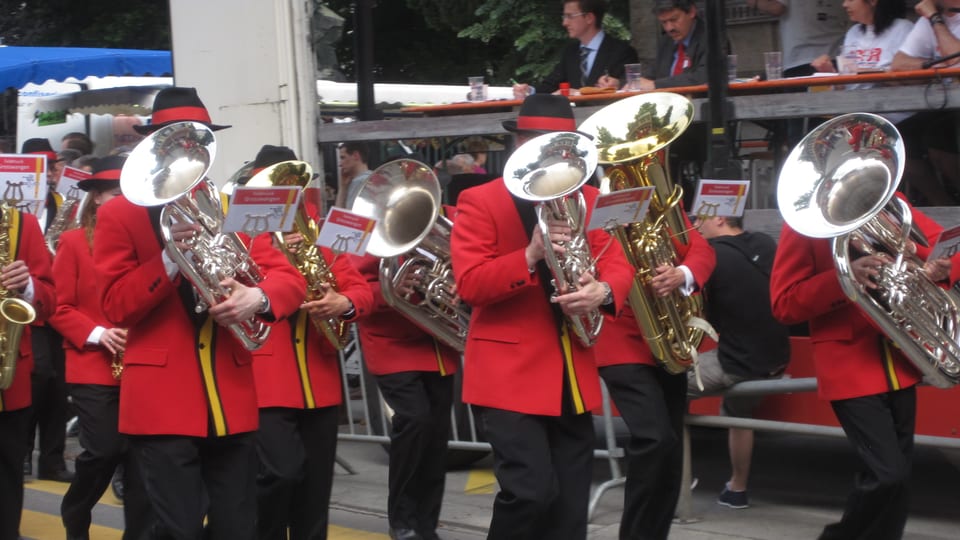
<box><xmin>580</xmin><ymin>46</ymin><xmax>591</xmax><ymax>85</ymax></box>
<box><xmin>673</xmin><ymin>43</ymin><xmax>686</xmax><ymax>76</ymax></box>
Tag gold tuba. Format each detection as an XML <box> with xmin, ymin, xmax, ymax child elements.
<box><xmin>245</xmin><ymin>160</ymin><xmax>350</xmax><ymax>349</ymax></box>
<box><xmin>778</xmin><ymin>113</ymin><xmax>960</xmax><ymax>388</ymax></box>
<box><xmin>0</xmin><ymin>205</ymin><xmax>38</xmax><ymax>390</ymax></box>
<box><xmin>120</xmin><ymin>121</ymin><xmax>271</xmax><ymax>351</ymax></box>
<box><xmin>502</xmin><ymin>131</ymin><xmax>603</xmax><ymax>347</ymax></box>
<box><xmin>352</xmin><ymin>158</ymin><xmax>469</xmax><ymax>352</ymax></box>
<box><xmin>579</xmin><ymin>93</ymin><xmax>715</xmax><ymax>373</ymax></box>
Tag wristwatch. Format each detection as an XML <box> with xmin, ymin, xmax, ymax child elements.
<box><xmin>601</xmin><ymin>282</ymin><xmax>614</xmax><ymax>305</ymax></box>
<box><xmin>342</xmin><ymin>300</ymin><xmax>356</xmax><ymax>319</ymax></box>
<box><xmin>930</xmin><ymin>12</ymin><xmax>946</xmax><ymax>26</ymax></box>
<box><xmin>256</xmin><ymin>288</ymin><xmax>270</xmax><ymax>314</ymax></box>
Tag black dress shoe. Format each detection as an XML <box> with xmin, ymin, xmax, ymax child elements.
<box><xmin>38</xmin><ymin>469</ymin><xmax>75</xmax><ymax>483</ymax></box>
<box><xmin>389</xmin><ymin>528</ymin><xmax>424</xmax><ymax>540</ymax></box>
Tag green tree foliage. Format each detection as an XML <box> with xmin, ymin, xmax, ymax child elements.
<box><xmin>0</xmin><ymin>0</ymin><xmax>170</xmax><ymax>49</ymax></box>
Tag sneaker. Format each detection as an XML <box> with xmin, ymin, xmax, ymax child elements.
<box><xmin>717</xmin><ymin>483</ymin><xmax>749</xmax><ymax>509</ymax></box>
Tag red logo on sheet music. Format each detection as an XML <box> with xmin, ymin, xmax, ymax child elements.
<box><xmin>60</xmin><ymin>166</ymin><xmax>92</xmax><ymax>182</ymax></box>
<box><xmin>700</xmin><ymin>183</ymin><xmax>745</xmax><ymax>196</ymax></box>
<box><xmin>328</xmin><ymin>208</ymin><xmax>375</xmax><ymax>231</ymax></box>
<box><xmin>233</xmin><ymin>188</ymin><xmax>296</xmax><ymax>205</ymax></box>
<box><xmin>596</xmin><ymin>190</ymin><xmax>651</xmax><ymax>208</ymax></box>
<box><xmin>0</xmin><ymin>155</ymin><xmax>43</xmax><ymax>173</ymax></box>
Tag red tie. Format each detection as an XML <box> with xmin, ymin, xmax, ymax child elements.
<box><xmin>673</xmin><ymin>43</ymin><xmax>686</xmax><ymax>76</ymax></box>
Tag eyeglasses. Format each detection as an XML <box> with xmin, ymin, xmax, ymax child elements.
<box><xmin>561</xmin><ymin>12</ymin><xmax>585</xmax><ymax>20</ymax></box>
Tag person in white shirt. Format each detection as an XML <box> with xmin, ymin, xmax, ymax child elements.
<box><xmin>811</xmin><ymin>0</ymin><xmax>913</xmax><ymax>82</ymax></box>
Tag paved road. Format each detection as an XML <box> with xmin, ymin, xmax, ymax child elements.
<box><xmin>22</xmin><ymin>426</ymin><xmax>960</xmax><ymax>539</ymax></box>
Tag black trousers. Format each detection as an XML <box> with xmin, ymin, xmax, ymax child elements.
<box><xmin>819</xmin><ymin>387</ymin><xmax>916</xmax><ymax>540</ymax></box>
<box><xmin>376</xmin><ymin>371</ymin><xmax>454</xmax><ymax>536</ymax></box>
<box><xmin>600</xmin><ymin>364</ymin><xmax>686</xmax><ymax>540</ymax></box>
<box><xmin>130</xmin><ymin>432</ymin><xmax>257</xmax><ymax>540</ymax></box>
<box><xmin>255</xmin><ymin>406</ymin><xmax>339</xmax><ymax>540</ymax></box>
<box><xmin>27</xmin><ymin>325</ymin><xmax>69</xmax><ymax>476</ymax></box>
<box><xmin>0</xmin><ymin>408</ymin><xmax>29</xmax><ymax>540</ymax></box>
<box><xmin>476</xmin><ymin>406</ymin><xmax>594</xmax><ymax>540</ymax></box>
<box><xmin>61</xmin><ymin>384</ymin><xmax>152</xmax><ymax>539</ymax></box>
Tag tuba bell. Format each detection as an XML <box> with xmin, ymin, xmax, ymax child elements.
<box><xmin>777</xmin><ymin>112</ymin><xmax>960</xmax><ymax>388</ymax></box>
<box><xmin>0</xmin><ymin>205</ymin><xmax>37</xmax><ymax>390</ymax></box>
<box><xmin>579</xmin><ymin>93</ymin><xmax>716</xmax><ymax>373</ymax></box>
<box><xmin>502</xmin><ymin>131</ymin><xmax>603</xmax><ymax>347</ymax></box>
<box><xmin>351</xmin><ymin>158</ymin><xmax>469</xmax><ymax>352</ymax></box>
<box><xmin>245</xmin><ymin>160</ymin><xmax>351</xmax><ymax>349</ymax></box>
<box><xmin>120</xmin><ymin>121</ymin><xmax>271</xmax><ymax>351</ymax></box>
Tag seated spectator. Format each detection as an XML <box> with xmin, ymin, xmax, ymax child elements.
<box><xmin>810</xmin><ymin>0</ymin><xmax>913</xmax><ymax>79</ymax></box>
<box><xmin>632</xmin><ymin>0</ymin><xmax>710</xmax><ymax>92</ymax></box>
<box><xmin>753</xmin><ymin>0</ymin><xmax>848</xmax><ymax>78</ymax></box>
<box><xmin>465</xmin><ymin>137</ymin><xmax>489</xmax><ymax>174</ymax></box>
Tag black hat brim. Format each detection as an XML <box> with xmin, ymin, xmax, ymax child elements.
<box><xmin>501</xmin><ymin>119</ymin><xmax>593</xmax><ymax>139</ymax></box>
<box><xmin>133</xmin><ymin>120</ymin><xmax>232</xmax><ymax>135</ymax></box>
<box><xmin>77</xmin><ymin>178</ymin><xmax>119</xmax><ymax>192</ymax></box>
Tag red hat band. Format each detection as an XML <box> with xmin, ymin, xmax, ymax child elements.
<box><xmin>88</xmin><ymin>168</ymin><xmax>122</xmax><ymax>182</ymax></box>
<box><xmin>151</xmin><ymin>105</ymin><xmax>212</xmax><ymax>127</ymax></box>
<box><xmin>516</xmin><ymin>115</ymin><xmax>577</xmax><ymax>132</ymax></box>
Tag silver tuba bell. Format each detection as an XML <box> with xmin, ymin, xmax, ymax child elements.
<box><xmin>120</xmin><ymin>121</ymin><xmax>270</xmax><ymax>351</ymax></box>
<box><xmin>777</xmin><ymin>112</ymin><xmax>960</xmax><ymax>388</ymax></box>
<box><xmin>503</xmin><ymin>131</ymin><xmax>603</xmax><ymax>347</ymax></box>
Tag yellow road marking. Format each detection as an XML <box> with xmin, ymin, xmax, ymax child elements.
<box><xmin>25</xmin><ymin>479</ymin><xmax>122</xmax><ymax>507</ymax></box>
<box><xmin>21</xmin><ymin>509</ymin><xmax>122</xmax><ymax>540</ymax></box>
<box><xmin>329</xmin><ymin>525</ymin><xmax>389</xmax><ymax>538</ymax></box>
<box><xmin>464</xmin><ymin>468</ymin><xmax>497</xmax><ymax>494</ymax></box>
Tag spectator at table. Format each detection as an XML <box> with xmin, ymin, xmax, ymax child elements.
<box><xmin>631</xmin><ymin>0</ymin><xmax>709</xmax><ymax>92</ymax></box>
<box><xmin>810</xmin><ymin>0</ymin><xmax>913</xmax><ymax>79</ymax></box>
<box><xmin>752</xmin><ymin>0</ymin><xmax>848</xmax><ymax>78</ymax></box>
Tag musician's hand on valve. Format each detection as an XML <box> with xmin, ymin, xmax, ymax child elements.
<box><xmin>553</xmin><ymin>271</ymin><xmax>605</xmax><ymax>315</ymax></box>
<box><xmin>168</xmin><ymin>222</ymin><xmax>201</xmax><ymax>252</ymax></box>
<box><xmin>923</xmin><ymin>257</ymin><xmax>951</xmax><ymax>282</ymax></box>
<box><xmin>851</xmin><ymin>254</ymin><xmax>888</xmax><ymax>290</ymax></box>
<box><xmin>208</xmin><ymin>278</ymin><xmax>262</xmax><ymax>326</ymax></box>
<box><xmin>651</xmin><ymin>264</ymin><xmax>684</xmax><ymax>297</ymax></box>
<box><xmin>100</xmin><ymin>327</ymin><xmax>128</xmax><ymax>356</ymax></box>
<box><xmin>303</xmin><ymin>283</ymin><xmax>351</xmax><ymax>318</ymax></box>
<box><xmin>282</xmin><ymin>232</ymin><xmax>304</xmax><ymax>253</ymax></box>
<box><xmin>526</xmin><ymin>220</ymin><xmax>573</xmax><ymax>268</ymax></box>
<box><xmin>0</xmin><ymin>260</ymin><xmax>31</xmax><ymax>294</ymax></box>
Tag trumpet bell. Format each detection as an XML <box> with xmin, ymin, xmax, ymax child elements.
<box><xmin>121</xmin><ymin>121</ymin><xmax>216</xmax><ymax>207</ymax></box>
<box><xmin>777</xmin><ymin>113</ymin><xmax>904</xmax><ymax>239</ymax></box>
<box><xmin>352</xmin><ymin>159</ymin><xmax>440</xmax><ymax>258</ymax></box>
<box><xmin>502</xmin><ymin>132</ymin><xmax>598</xmax><ymax>202</ymax></box>
<box><xmin>578</xmin><ymin>93</ymin><xmax>694</xmax><ymax>165</ymax></box>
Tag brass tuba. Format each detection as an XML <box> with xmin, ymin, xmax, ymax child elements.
<box><xmin>0</xmin><ymin>205</ymin><xmax>38</xmax><ymax>390</ymax></box>
<box><xmin>245</xmin><ymin>160</ymin><xmax>350</xmax><ymax>349</ymax></box>
<box><xmin>579</xmin><ymin>93</ymin><xmax>715</xmax><ymax>373</ymax></box>
<box><xmin>352</xmin><ymin>158</ymin><xmax>469</xmax><ymax>352</ymax></box>
<box><xmin>502</xmin><ymin>131</ymin><xmax>603</xmax><ymax>347</ymax></box>
<box><xmin>778</xmin><ymin>112</ymin><xmax>960</xmax><ymax>388</ymax></box>
<box><xmin>120</xmin><ymin>121</ymin><xmax>270</xmax><ymax>351</ymax></box>
<box><xmin>45</xmin><ymin>188</ymin><xmax>89</xmax><ymax>255</ymax></box>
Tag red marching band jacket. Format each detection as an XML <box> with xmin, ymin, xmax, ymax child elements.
<box><xmin>0</xmin><ymin>210</ymin><xmax>56</xmax><ymax>412</ymax></box>
<box><xmin>594</xmin><ymin>212</ymin><xmax>716</xmax><ymax>367</ymax></box>
<box><xmin>49</xmin><ymin>229</ymin><xmax>119</xmax><ymax>386</ymax></box>
<box><xmin>93</xmin><ymin>197</ymin><xmax>306</xmax><ymax>437</ymax></box>
<box><xmin>450</xmin><ymin>180</ymin><xmax>634</xmax><ymax>417</ymax></box>
<box><xmin>769</xmin><ymin>194</ymin><xmax>942</xmax><ymax>402</ymax></box>
<box><xmin>253</xmin><ymin>245</ymin><xmax>373</xmax><ymax>409</ymax></box>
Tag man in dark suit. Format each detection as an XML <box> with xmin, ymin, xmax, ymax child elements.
<box><xmin>633</xmin><ymin>0</ymin><xmax>708</xmax><ymax>91</ymax></box>
<box><xmin>512</xmin><ymin>0</ymin><xmax>637</xmax><ymax>98</ymax></box>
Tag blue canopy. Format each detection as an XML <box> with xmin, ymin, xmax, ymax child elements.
<box><xmin>0</xmin><ymin>46</ymin><xmax>172</xmax><ymax>90</ymax></box>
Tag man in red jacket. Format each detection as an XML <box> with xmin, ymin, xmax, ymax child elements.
<box><xmin>0</xmin><ymin>203</ymin><xmax>56</xmax><ymax>540</ymax></box>
<box><xmin>450</xmin><ymin>94</ymin><xmax>634</xmax><ymax>540</ymax></box>
<box><xmin>94</xmin><ymin>87</ymin><xmax>306</xmax><ymax>540</ymax></box>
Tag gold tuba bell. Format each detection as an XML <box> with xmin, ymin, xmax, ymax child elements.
<box><xmin>245</xmin><ymin>160</ymin><xmax>351</xmax><ymax>349</ymax></box>
<box><xmin>579</xmin><ymin>93</ymin><xmax>715</xmax><ymax>373</ymax></box>
<box><xmin>120</xmin><ymin>121</ymin><xmax>271</xmax><ymax>351</ymax></box>
<box><xmin>0</xmin><ymin>205</ymin><xmax>38</xmax><ymax>390</ymax></box>
<box><xmin>502</xmin><ymin>131</ymin><xmax>603</xmax><ymax>347</ymax></box>
<box><xmin>352</xmin><ymin>158</ymin><xmax>470</xmax><ymax>352</ymax></box>
<box><xmin>777</xmin><ymin>113</ymin><xmax>960</xmax><ymax>388</ymax></box>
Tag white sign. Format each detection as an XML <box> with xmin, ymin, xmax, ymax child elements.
<box><xmin>58</xmin><ymin>166</ymin><xmax>91</xmax><ymax>202</ymax></box>
<box><xmin>691</xmin><ymin>179</ymin><xmax>750</xmax><ymax>219</ymax></box>
<box><xmin>929</xmin><ymin>225</ymin><xmax>960</xmax><ymax>261</ymax></box>
<box><xmin>317</xmin><ymin>208</ymin><xmax>377</xmax><ymax>255</ymax></box>
<box><xmin>223</xmin><ymin>186</ymin><xmax>301</xmax><ymax>235</ymax></box>
<box><xmin>0</xmin><ymin>153</ymin><xmax>49</xmax><ymax>215</ymax></box>
<box><xmin>587</xmin><ymin>186</ymin><xmax>655</xmax><ymax>231</ymax></box>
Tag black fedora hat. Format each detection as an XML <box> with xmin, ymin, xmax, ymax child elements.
<box><xmin>502</xmin><ymin>94</ymin><xmax>581</xmax><ymax>135</ymax></box>
<box><xmin>21</xmin><ymin>137</ymin><xmax>58</xmax><ymax>163</ymax></box>
<box><xmin>133</xmin><ymin>87</ymin><xmax>231</xmax><ymax>135</ymax></box>
<box><xmin>78</xmin><ymin>155</ymin><xmax>126</xmax><ymax>192</ymax></box>
<box><xmin>253</xmin><ymin>145</ymin><xmax>298</xmax><ymax>171</ymax></box>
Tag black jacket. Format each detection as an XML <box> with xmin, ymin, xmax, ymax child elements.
<box><xmin>536</xmin><ymin>33</ymin><xmax>638</xmax><ymax>93</ymax></box>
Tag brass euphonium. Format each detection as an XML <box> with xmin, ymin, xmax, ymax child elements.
<box><xmin>245</xmin><ymin>160</ymin><xmax>350</xmax><ymax>349</ymax></box>
<box><xmin>120</xmin><ymin>121</ymin><xmax>270</xmax><ymax>351</ymax></box>
<box><xmin>777</xmin><ymin>113</ymin><xmax>960</xmax><ymax>388</ymax></box>
<box><xmin>45</xmin><ymin>188</ymin><xmax>89</xmax><ymax>254</ymax></box>
<box><xmin>579</xmin><ymin>93</ymin><xmax>715</xmax><ymax>373</ymax></box>
<box><xmin>0</xmin><ymin>205</ymin><xmax>38</xmax><ymax>390</ymax></box>
<box><xmin>502</xmin><ymin>131</ymin><xmax>603</xmax><ymax>347</ymax></box>
<box><xmin>352</xmin><ymin>159</ymin><xmax>469</xmax><ymax>352</ymax></box>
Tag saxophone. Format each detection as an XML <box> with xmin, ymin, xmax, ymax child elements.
<box><xmin>245</xmin><ymin>160</ymin><xmax>350</xmax><ymax>349</ymax></box>
<box><xmin>579</xmin><ymin>93</ymin><xmax>716</xmax><ymax>373</ymax></box>
<box><xmin>502</xmin><ymin>132</ymin><xmax>603</xmax><ymax>347</ymax></box>
<box><xmin>0</xmin><ymin>205</ymin><xmax>38</xmax><ymax>390</ymax></box>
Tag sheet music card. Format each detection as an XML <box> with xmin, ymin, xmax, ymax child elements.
<box><xmin>691</xmin><ymin>180</ymin><xmax>750</xmax><ymax>218</ymax></box>
<box><xmin>223</xmin><ymin>186</ymin><xmax>301</xmax><ymax>234</ymax></box>
<box><xmin>929</xmin><ymin>225</ymin><xmax>960</xmax><ymax>261</ymax></box>
<box><xmin>58</xmin><ymin>166</ymin><xmax>91</xmax><ymax>201</ymax></box>
<box><xmin>0</xmin><ymin>153</ymin><xmax>49</xmax><ymax>215</ymax></box>
<box><xmin>317</xmin><ymin>208</ymin><xmax>377</xmax><ymax>255</ymax></box>
<box><xmin>587</xmin><ymin>186</ymin><xmax>655</xmax><ymax>231</ymax></box>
